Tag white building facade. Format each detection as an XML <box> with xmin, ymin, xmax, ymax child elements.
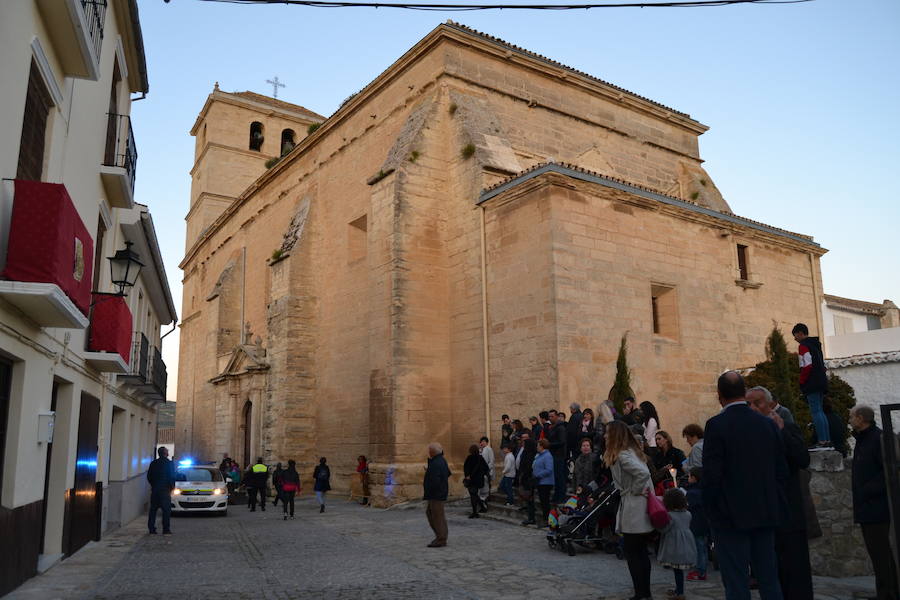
<box><xmin>0</xmin><ymin>1</ymin><xmax>175</xmax><ymax>594</ymax></box>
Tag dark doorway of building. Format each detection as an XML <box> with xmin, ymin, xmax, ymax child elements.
<box><xmin>67</xmin><ymin>394</ymin><xmax>100</xmax><ymax>556</ymax></box>
<box><xmin>242</xmin><ymin>401</ymin><xmax>252</xmax><ymax>467</ymax></box>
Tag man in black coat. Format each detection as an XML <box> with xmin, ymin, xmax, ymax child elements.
<box><xmin>547</xmin><ymin>410</ymin><xmax>568</xmax><ymax>502</ymax></box>
<box><xmin>423</xmin><ymin>442</ymin><xmax>450</xmax><ymax>548</ymax></box>
<box><xmin>703</xmin><ymin>371</ymin><xmax>788</xmax><ymax>600</ymax></box>
<box><xmin>850</xmin><ymin>405</ymin><xmax>899</xmax><ymax>600</ymax></box>
<box><xmin>747</xmin><ymin>385</ymin><xmax>813</xmax><ymax>600</ymax></box>
<box><xmin>567</xmin><ymin>403</ymin><xmax>583</xmax><ymax>462</ymax></box>
<box><xmin>147</xmin><ymin>447</ymin><xmax>176</xmax><ymax>534</ymax></box>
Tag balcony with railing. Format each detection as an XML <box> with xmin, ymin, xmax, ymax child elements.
<box><xmin>35</xmin><ymin>0</ymin><xmax>106</xmax><ymax>81</ymax></box>
<box><xmin>100</xmin><ymin>113</ymin><xmax>137</xmax><ymax>209</ymax></box>
<box><xmin>0</xmin><ymin>180</ymin><xmax>93</xmax><ymax>329</ymax></box>
<box><xmin>119</xmin><ymin>333</ymin><xmax>167</xmax><ymax>401</ymax></box>
<box><xmin>84</xmin><ymin>293</ymin><xmax>133</xmax><ymax>372</ymax></box>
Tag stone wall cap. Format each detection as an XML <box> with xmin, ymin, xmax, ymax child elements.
<box><xmin>809</xmin><ymin>448</ymin><xmax>845</xmax><ymax>472</ymax></box>
<box><xmin>826</xmin><ymin>350</ymin><xmax>900</xmax><ymax>369</ymax></box>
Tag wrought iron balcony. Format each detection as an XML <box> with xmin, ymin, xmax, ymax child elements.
<box><xmin>100</xmin><ymin>113</ymin><xmax>137</xmax><ymax>208</ymax></box>
<box><xmin>81</xmin><ymin>0</ymin><xmax>107</xmax><ymax>62</ymax></box>
<box><xmin>119</xmin><ymin>334</ymin><xmax>166</xmax><ymax>401</ymax></box>
<box><xmin>35</xmin><ymin>0</ymin><xmax>106</xmax><ymax>80</ymax></box>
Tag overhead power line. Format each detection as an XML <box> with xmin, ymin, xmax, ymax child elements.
<box><xmin>187</xmin><ymin>0</ymin><xmax>812</xmax><ymax>12</ymax></box>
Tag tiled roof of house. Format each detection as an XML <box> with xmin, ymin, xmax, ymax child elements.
<box><xmin>479</xmin><ymin>162</ymin><xmax>816</xmax><ymax>245</ymax></box>
<box><xmin>444</xmin><ymin>21</ymin><xmax>691</xmax><ymax>119</ymax></box>
<box><xmin>232</xmin><ymin>91</ymin><xmax>325</xmax><ymax>121</ymax></box>
<box><xmin>826</xmin><ymin>351</ymin><xmax>900</xmax><ymax>368</ymax></box>
<box><xmin>824</xmin><ymin>294</ymin><xmax>888</xmax><ymax>315</ymax></box>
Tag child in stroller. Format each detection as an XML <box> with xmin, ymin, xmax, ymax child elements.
<box><xmin>546</xmin><ymin>484</ymin><xmax>620</xmax><ymax>556</ymax></box>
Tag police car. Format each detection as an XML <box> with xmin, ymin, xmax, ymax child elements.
<box><xmin>171</xmin><ymin>461</ymin><xmax>229</xmax><ymax>515</ymax></box>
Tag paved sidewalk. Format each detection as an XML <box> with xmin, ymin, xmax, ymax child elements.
<box><xmin>5</xmin><ymin>496</ymin><xmax>876</xmax><ymax>599</ymax></box>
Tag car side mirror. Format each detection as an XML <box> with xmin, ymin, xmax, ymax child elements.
<box><xmin>226</xmin><ymin>477</ymin><xmax>233</xmax><ymax>483</ymax></box>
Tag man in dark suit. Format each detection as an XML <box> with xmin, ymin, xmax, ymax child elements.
<box><xmin>703</xmin><ymin>371</ymin><xmax>788</xmax><ymax>600</ymax></box>
<box><xmin>747</xmin><ymin>385</ymin><xmax>814</xmax><ymax>600</ymax></box>
<box><xmin>147</xmin><ymin>446</ymin><xmax>176</xmax><ymax>535</ymax></box>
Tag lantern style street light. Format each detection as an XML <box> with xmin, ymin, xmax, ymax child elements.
<box><xmin>108</xmin><ymin>241</ymin><xmax>144</xmax><ymax>296</ymax></box>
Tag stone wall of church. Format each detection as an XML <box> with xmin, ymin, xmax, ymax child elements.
<box><xmin>483</xmin><ymin>175</ymin><xmax>824</xmax><ymax>443</ymax></box>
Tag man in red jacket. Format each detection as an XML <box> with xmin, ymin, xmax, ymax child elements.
<box><xmin>792</xmin><ymin>323</ymin><xmax>831</xmax><ymax>449</ymax></box>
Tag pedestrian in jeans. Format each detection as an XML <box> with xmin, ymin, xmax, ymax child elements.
<box><xmin>792</xmin><ymin>323</ymin><xmax>831</xmax><ymax>448</ymax></box>
<box><xmin>147</xmin><ymin>447</ymin><xmax>175</xmax><ymax>535</ymax></box>
<box><xmin>605</xmin><ymin>420</ymin><xmax>654</xmax><ymax>600</ymax></box>
<box><xmin>499</xmin><ymin>443</ymin><xmax>516</xmax><ymax>506</ymax></box>
<box><xmin>313</xmin><ymin>457</ymin><xmax>331</xmax><ymax>513</ymax></box>
<box><xmin>280</xmin><ymin>460</ymin><xmax>301</xmax><ymax>520</ymax></box>
<box><xmin>850</xmin><ymin>405</ymin><xmax>899</xmax><ymax>600</ymax></box>
<box><xmin>532</xmin><ymin>438</ymin><xmax>555</xmax><ymax>526</ymax></box>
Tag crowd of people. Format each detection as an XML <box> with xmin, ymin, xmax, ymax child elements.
<box><xmin>214</xmin><ymin>454</ymin><xmax>369</xmax><ymax>518</ymax></box>
<box><xmin>421</xmin><ymin>322</ymin><xmax>898</xmax><ymax>600</ymax></box>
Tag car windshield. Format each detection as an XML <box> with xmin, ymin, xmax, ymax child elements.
<box><xmin>176</xmin><ymin>468</ymin><xmax>222</xmax><ymax>482</ymax></box>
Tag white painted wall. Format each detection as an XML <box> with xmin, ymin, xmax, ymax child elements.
<box><xmin>828</xmin><ymin>327</ymin><xmax>900</xmax><ymax>359</ymax></box>
<box><xmin>830</xmin><ymin>361</ymin><xmax>900</xmax><ymax>431</ymax></box>
<box><xmin>822</xmin><ymin>302</ymin><xmax>872</xmax><ymax>338</ymax></box>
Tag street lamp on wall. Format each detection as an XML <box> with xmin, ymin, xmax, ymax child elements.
<box><xmin>108</xmin><ymin>241</ymin><xmax>144</xmax><ymax>296</ymax></box>
<box><xmin>91</xmin><ymin>241</ymin><xmax>144</xmax><ymax>305</ymax></box>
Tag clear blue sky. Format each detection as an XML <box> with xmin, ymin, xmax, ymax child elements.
<box><xmin>132</xmin><ymin>0</ymin><xmax>900</xmax><ymax>398</ymax></box>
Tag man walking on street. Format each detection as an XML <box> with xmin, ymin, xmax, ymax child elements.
<box><xmin>850</xmin><ymin>405</ymin><xmax>899</xmax><ymax>600</ymax></box>
<box><xmin>246</xmin><ymin>457</ymin><xmax>269</xmax><ymax>512</ymax></box>
<box><xmin>792</xmin><ymin>323</ymin><xmax>831</xmax><ymax>448</ymax></box>
<box><xmin>703</xmin><ymin>371</ymin><xmax>787</xmax><ymax>600</ymax></box>
<box><xmin>424</xmin><ymin>442</ymin><xmax>450</xmax><ymax>547</ymax></box>
<box><xmin>147</xmin><ymin>447</ymin><xmax>176</xmax><ymax>535</ymax></box>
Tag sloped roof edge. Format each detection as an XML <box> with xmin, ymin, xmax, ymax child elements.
<box><xmin>478</xmin><ymin>162</ymin><xmax>821</xmax><ymax>249</ymax></box>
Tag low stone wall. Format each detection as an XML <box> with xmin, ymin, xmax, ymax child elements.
<box><xmin>808</xmin><ymin>450</ymin><xmax>873</xmax><ymax>577</ymax></box>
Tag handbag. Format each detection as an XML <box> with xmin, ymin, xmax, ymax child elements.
<box><xmin>647</xmin><ymin>492</ymin><xmax>671</xmax><ymax>529</ymax></box>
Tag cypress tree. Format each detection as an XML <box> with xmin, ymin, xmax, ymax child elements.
<box><xmin>609</xmin><ymin>333</ymin><xmax>634</xmax><ymax>414</ymax></box>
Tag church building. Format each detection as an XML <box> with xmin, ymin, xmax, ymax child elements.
<box><xmin>175</xmin><ymin>22</ymin><xmax>826</xmax><ymax>504</ymax></box>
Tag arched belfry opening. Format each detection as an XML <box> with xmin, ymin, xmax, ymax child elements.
<box><xmin>249</xmin><ymin>121</ymin><xmax>264</xmax><ymax>151</ymax></box>
<box><xmin>281</xmin><ymin>129</ymin><xmax>296</xmax><ymax>156</ymax></box>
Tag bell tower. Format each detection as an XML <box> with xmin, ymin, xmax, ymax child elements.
<box><xmin>185</xmin><ymin>83</ymin><xmax>325</xmax><ymax>250</ymax></box>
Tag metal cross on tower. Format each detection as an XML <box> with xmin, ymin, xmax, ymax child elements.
<box><xmin>266</xmin><ymin>76</ymin><xmax>285</xmax><ymax>99</ymax></box>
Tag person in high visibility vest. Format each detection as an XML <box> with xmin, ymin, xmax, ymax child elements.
<box><xmin>245</xmin><ymin>458</ymin><xmax>269</xmax><ymax>512</ymax></box>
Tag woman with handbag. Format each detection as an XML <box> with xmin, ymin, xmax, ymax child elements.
<box><xmin>463</xmin><ymin>444</ymin><xmax>489</xmax><ymax>519</ymax></box>
<box><xmin>605</xmin><ymin>420</ymin><xmax>654</xmax><ymax>600</ymax></box>
<box><xmin>280</xmin><ymin>460</ymin><xmax>301</xmax><ymax>520</ymax></box>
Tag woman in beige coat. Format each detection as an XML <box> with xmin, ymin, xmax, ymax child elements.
<box><xmin>605</xmin><ymin>420</ymin><xmax>654</xmax><ymax>600</ymax></box>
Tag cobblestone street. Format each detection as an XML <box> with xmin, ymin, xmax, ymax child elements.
<box><xmin>6</xmin><ymin>496</ymin><xmax>876</xmax><ymax>600</ymax></box>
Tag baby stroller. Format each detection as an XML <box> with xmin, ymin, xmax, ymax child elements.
<box><xmin>547</xmin><ymin>485</ymin><xmax>620</xmax><ymax>556</ymax></box>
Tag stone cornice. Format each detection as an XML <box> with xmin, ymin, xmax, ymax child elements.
<box><xmin>189</xmin><ymin>142</ymin><xmax>273</xmax><ymax>176</ymax></box>
<box><xmin>185</xmin><ymin>191</ymin><xmax>237</xmax><ymax>222</ymax></box>
<box><xmin>190</xmin><ymin>91</ymin><xmax>322</xmax><ymax>136</ymax></box>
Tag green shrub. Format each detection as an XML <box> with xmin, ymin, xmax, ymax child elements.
<box><xmin>449</xmin><ymin>103</ymin><xmax>458</xmax><ymax>115</ymax></box>
<box><xmin>271</xmin><ymin>248</ymin><xmax>285</xmax><ymax>261</ymax></box>
<box><xmin>307</xmin><ymin>123</ymin><xmax>321</xmax><ymax>135</ymax></box>
<box><xmin>461</xmin><ymin>143</ymin><xmax>476</xmax><ymax>159</ymax></box>
<box><xmin>745</xmin><ymin>327</ymin><xmax>855</xmax><ymax>445</ymax></box>
<box><xmin>409</xmin><ymin>150</ymin><xmax>420</xmax><ymax>163</ymax></box>
<box><xmin>265</xmin><ymin>156</ymin><xmax>281</xmax><ymax>169</ymax></box>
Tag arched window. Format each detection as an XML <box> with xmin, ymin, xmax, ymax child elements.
<box><xmin>280</xmin><ymin>129</ymin><xmax>296</xmax><ymax>156</ymax></box>
<box><xmin>249</xmin><ymin>121</ymin><xmax>264</xmax><ymax>151</ymax></box>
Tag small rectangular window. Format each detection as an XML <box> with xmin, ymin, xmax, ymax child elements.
<box><xmin>833</xmin><ymin>315</ymin><xmax>853</xmax><ymax>336</ymax></box>
<box><xmin>737</xmin><ymin>244</ymin><xmax>749</xmax><ymax>281</ymax></box>
<box><xmin>650</xmin><ymin>284</ymin><xmax>678</xmax><ymax>340</ymax></box>
<box><xmin>348</xmin><ymin>215</ymin><xmax>367</xmax><ymax>263</ymax></box>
